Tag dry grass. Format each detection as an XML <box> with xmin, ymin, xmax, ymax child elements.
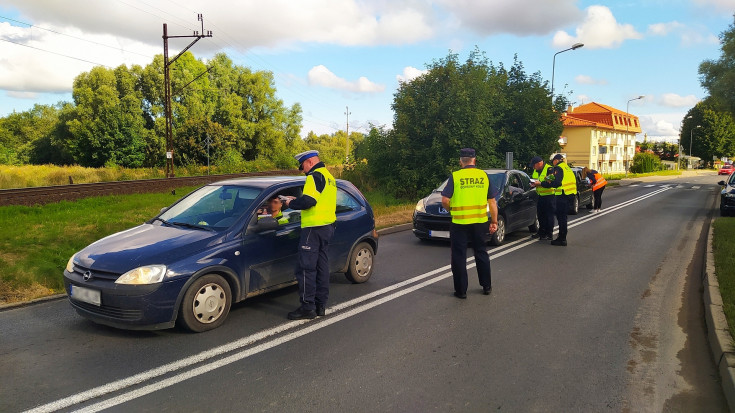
<box><xmin>374</xmin><ymin>204</ymin><xmax>414</xmax><ymax>229</ymax></box>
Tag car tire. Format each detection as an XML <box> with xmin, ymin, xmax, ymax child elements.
<box><xmin>490</xmin><ymin>215</ymin><xmax>506</xmax><ymax>246</ymax></box>
<box><xmin>569</xmin><ymin>195</ymin><xmax>580</xmax><ymax>215</ymax></box>
<box><xmin>528</xmin><ymin>215</ymin><xmax>539</xmax><ymax>233</ymax></box>
<box><xmin>177</xmin><ymin>274</ymin><xmax>232</xmax><ymax>333</ymax></box>
<box><xmin>345</xmin><ymin>242</ymin><xmax>374</xmax><ymax>283</ymax></box>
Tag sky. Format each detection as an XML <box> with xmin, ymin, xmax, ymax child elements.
<box><xmin>0</xmin><ymin>0</ymin><xmax>734</xmax><ymax>143</ymax></box>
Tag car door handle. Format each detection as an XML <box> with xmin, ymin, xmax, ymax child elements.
<box><xmin>276</xmin><ymin>229</ymin><xmax>295</xmax><ymax>236</ymax></box>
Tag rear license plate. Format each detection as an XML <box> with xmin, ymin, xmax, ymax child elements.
<box><xmin>71</xmin><ymin>285</ymin><xmax>101</xmax><ymax>306</ymax></box>
<box><xmin>430</xmin><ymin>230</ymin><xmax>450</xmax><ymax>238</ymax></box>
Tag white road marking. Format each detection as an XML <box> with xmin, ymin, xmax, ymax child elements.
<box><xmin>24</xmin><ymin>186</ymin><xmax>673</xmax><ymax>413</ymax></box>
<box><xmin>644</xmin><ymin>184</ymin><xmax>656</xmax><ymax>188</ymax></box>
<box><xmin>691</xmin><ymin>185</ymin><xmax>701</xmax><ymax>190</ymax></box>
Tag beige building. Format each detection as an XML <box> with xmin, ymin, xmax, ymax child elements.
<box><xmin>559</xmin><ymin>102</ymin><xmax>642</xmax><ymax>174</ymax></box>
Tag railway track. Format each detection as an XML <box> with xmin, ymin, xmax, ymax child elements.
<box><xmin>0</xmin><ymin>170</ymin><xmax>300</xmax><ymax>206</ymax></box>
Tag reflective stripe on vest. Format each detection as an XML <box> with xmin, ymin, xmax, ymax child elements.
<box><xmin>532</xmin><ymin>164</ymin><xmax>554</xmax><ymax>196</ymax></box>
<box><xmin>592</xmin><ymin>172</ymin><xmax>607</xmax><ymax>191</ymax></box>
<box><xmin>449</xmin><ymin>168</ymin><xmax>489</xmax><ymax>224</ymax></box>
<box><xmin>555</xmin><ymin>162</ymin><xmax>577</xmax><ymax>195</ymax></box>
<box><xmin>301</xmin><ymin>167</ymin><xmax>337</xmax><ymax>227</ymax></box>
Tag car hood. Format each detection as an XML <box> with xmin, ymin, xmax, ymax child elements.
<box><xmin>421</xmin><ymin>191</ymin><xmax>453</xmax><ymax>217</ymax></box>
<box><xmin>76</xmin><ymin>224</ymin><xmax>225</xmax><ymax>273</ymax></box>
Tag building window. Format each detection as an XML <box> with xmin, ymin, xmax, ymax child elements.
<box><xmin>592</xmin><ymin>146</ymin><xmax>596</xmax><ymax>155</ymax></box>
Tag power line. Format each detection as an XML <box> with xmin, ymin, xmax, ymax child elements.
<box><xmin>0</xmin><ymin>38</ymin><xmax>111</xmax><ymax>68</ymax></box>
<box><xmin>0</xmin><ymin>15</ymin><xmax>153</xmax><ymax>59</ymax></box>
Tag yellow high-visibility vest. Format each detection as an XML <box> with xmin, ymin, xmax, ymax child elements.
<box><xmin>301</xmin><ymin>167</ymin><xmax>337</xmax><ymax>228</ymax></box>
<box><xmin>532</xmin><ymin>164</ymin><xmax>553</xmax><ymax>196</ymax></box>
<box><xmin>449</xmin><ymin>167</ymin><xmax>490</xmax><ymax>225</ymax></box>
<box><xmin>555</xmin><ymin>162</ymin><xmax>578</xmax><ymax>195</ymax></box>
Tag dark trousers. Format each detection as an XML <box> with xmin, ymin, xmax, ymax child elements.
<box><xmin>537</xmin><ymin>195</ymin><xmax>554</xmax><ymax>237</ymax></box>
<box><xmin>296</xmin><ymin>224</ymin><xmax>335</xmax><ymax>311</ymax></box>
<box><xmin>553</xmin><ymin>194</ymin><xmax>569</xmax><ymax>241</ymax></box>
<box><xmin>450</xmin><ymin>222</ymin><xmax>491</xmax><ymax>294</ymax></box>
<box><xmin>593</xmin><ymin>186</ymin><xmax>605</xmax><ymax>209</ymax></box>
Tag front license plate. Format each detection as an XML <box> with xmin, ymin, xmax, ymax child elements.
<box><xmin>71</xmin><ymin>285</ymin><xmax>101</xmax><ymax>306</ymax></box>
<box><xmin>430</xmin><ymin>230</ymin><xmax>450</xmax><ymax>238</ymax></box>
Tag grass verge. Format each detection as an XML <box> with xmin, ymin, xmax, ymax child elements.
<box><xmin>0</xmin><ymin>187</ymin><xmax>414</xmax><ymax>304</ymax></box>
<box><xmin>713</xmin><ymin>217</ymin><xmax>735</xmax><ymax>340</ymax></box>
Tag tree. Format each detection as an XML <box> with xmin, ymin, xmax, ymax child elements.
<box><xmin>681</xmin><ymin>100</ymin><xmax>735</xmax><ymax>166</ymax></box>
<box><xmin>699</xmin><ymin>15</ymin><xmax>735</xmax><ymax>117</ymax></box>
<box><xmin>359</xmin><ymin>49</ymin><xmax>562</xmax><ymax>199</ymax></box>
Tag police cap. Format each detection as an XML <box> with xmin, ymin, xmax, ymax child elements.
<box><xmin>460</xmin><ymin>148</ymin><xmax>476</xmax><ymax>158</ymax></box>
<box><xmin>294</xmin><ymin>150</ymin><xmax>319</xmax><ymax>170</ymax></box>
<box><xmin>528</xmin><ymin>156</ymin><xmax>543</xmax><ymax>167</ymax></box>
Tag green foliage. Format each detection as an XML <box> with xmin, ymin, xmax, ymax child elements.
<box><xmin>630</xmin><ymin>152</ymin><xmax>664</xmax><ymax>173</ymax></box>
<box><xmin>713</xmin><ymin>217</ymin><xmax>735</xmax><ymax>340</ymax></box>
<box><xmin>357</xmin><ymin>50</ymin><xmax>562</xmax><ymax>198</ymax></box>
<box><xmin>681</xmin><ymin>100</ymin><xmax>735</xmax><ymax>165</ymax></box>
<box><xmin>699</xmin><ymin>16</ymin><xmax>735</xmax><ymax>118</ymax></box>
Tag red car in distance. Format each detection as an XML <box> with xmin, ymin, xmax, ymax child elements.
<box><xmin>719</xmin><ymin>164</ymin><xmax>734</xmax><ymax>175</ymax></box>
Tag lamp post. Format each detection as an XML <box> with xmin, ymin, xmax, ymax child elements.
<box><xmin>551</xmin><ymin>43</ymin><xmax>584</xmax><ymax>104</ymax></box>
<box><xmin>625</xmin><ymin>95</ymin><xmax>644</xmax><ymax>176</ymax></box>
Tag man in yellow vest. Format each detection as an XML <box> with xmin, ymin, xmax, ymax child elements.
<box><xmin>441</xmin><ymin>148</ymin><xmax>498</xmax><ymax>299</ymax></box>
<box><xmin>528</xmin><ymin>156</ymin><xmax>554</xmax><ymax>241</ymax></box>
<box><xmin>538</xmin><ymin>153</ymin><xmax>577</xmax><ymax>246</ymax></box>
<box><xmin>284</xmin><ymin>150</ymin><xmax>337</xmax><ymax>319</ymax></box>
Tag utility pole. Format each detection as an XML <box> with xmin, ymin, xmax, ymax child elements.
<box><xmin>344</xmin><ymin>106</ymin><xmax>351</xmax><ymax>163</ymax></box>
<box><xmin>163</xmin><ymin>14</ymin><xmax>212</xmax><ymax>178</ymax></box>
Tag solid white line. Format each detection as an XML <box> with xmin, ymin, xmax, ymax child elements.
<box><xmin>25</xmin><ymin>186</ymin><xmax>671</xmax><ymax>413</ymax></box>
<box><xmin>644</xmin><ymin>184</ymin><xmax>655</xmax><ymax>188</ymax></box>
<box><xmin>692</xmin><ymin>185</ymin><xmax>701</xmax><ymax>190</ymax></box>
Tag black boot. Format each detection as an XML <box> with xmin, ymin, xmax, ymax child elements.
<box><xmin>287</xmin><ymin>307</ymin><xmax>317</xmax><ymax>320</ymax></box>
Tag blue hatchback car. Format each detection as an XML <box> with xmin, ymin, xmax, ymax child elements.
<box><xmin>63</xmin><ymin>176</ymin><xmax>378</xmax><ymax>332</ymax></box>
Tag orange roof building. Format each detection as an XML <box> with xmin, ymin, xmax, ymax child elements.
<box><xmin>559</xmin><ymin>102</ymin><xmax>641</xmax><ymax>173</ymax></box>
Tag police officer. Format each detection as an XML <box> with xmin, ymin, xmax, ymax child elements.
<box><xmin>441</xmin><ymin>148</ymin><xmax>498</xmax><ymax>298</ymax></box>
<box><xmin>283</xmin><ymin>150</ymin><xmax>337</xmax><ymax>319</ymax></box>
<box><xmin>528</xmin><ymin>156</ymin><xmax>554</xmax><ymax>241</ymax></box>
<box><xmin>536</xmin><ymin>153</ymin><xmax>576</xmax><ymax>246</ymax></box>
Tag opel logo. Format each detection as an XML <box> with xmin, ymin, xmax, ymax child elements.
<box><xmin>83</xmin><ymin>271</ymin><xmax>93</xmax><ymax>281</ymax></box>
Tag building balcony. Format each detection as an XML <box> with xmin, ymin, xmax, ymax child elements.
<box><xmin>598</xmin><ymin>137</ymin><xmax>611</xmax><ymax>145</ymax></box>
<box><xmin>601</xmin><ymin>153</ymin><xmax>620</xmax><ymax>162</ymax></box>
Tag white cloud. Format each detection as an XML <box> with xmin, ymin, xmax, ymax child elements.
<box><xmin>307</xmin><ymin>65</ymin><xmax>384</xmax><ymax>93</ymax></box>
<box><xmin>6</xmin><ymin>91</ymin><xmax>39</xmax><ymax>99</ymax></box>
<box><xmin>552</xmin><ymin>5</ymin><xmax>642</xmax><ymax>49</ymax></box>
<box><xmin>397</xmin><ymin>66</ymin><xmax>428</xmax><ymax>83</ymax></box>
<box><xmin>693</xmin><ymin>0</ymin><xmax>735</xmax><ymax>13</ymax></box>
<box><xmin>438</xmin><ymin>0</ymin><xmax>581</xmax><ymax>36</ymax></box>
<box><xmin>660</xmin><ymin>93</ymin><xmax>700</xmax><ymax>108</ymax></box>
<box><xmin>639</xmin><ymin>115</ymin><xmax>680</xmax><ymax>138</ymax></box>
<box><xmin>575</xmin><ymin>75</ymin><xmax>607</xmax><ymax>85</ymax></box>
<box><xmin>648</xmin><ymin>21</ymin><xmax>685</xmax><ymax>36</ymax></box>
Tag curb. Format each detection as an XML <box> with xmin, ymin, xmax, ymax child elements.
<box><xmin>703</xmin><ymin>216</ymin><xmax>735</xmax><ymax>412</ymax></box>
<box><xmin>0</xmin><ymin>223</ymin><xmax>415</xmax><ymax>312</ymax></box>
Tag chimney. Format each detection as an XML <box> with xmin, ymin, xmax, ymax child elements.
<box><xmin>567</xmin><ymin>105</ymin><xmax>573</xmax><ymax>113</ymax></box>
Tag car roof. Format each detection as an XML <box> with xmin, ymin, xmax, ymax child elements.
<box><xmin>205</xmin><ymin>175</ymin><xmax>354</xmax><ymax>189</ymax></box>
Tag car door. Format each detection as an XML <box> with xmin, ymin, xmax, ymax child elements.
<box><xmin>242</xmin><ymin>187</ymin><xmax>303</xmax><ymax>293</ymax></box>
<box><xmin>515</xmin><ymin>171</ymin><xmax>538</xmax><ymax>225</ymax></box>
<box><xmin>328</xmin><ymin>187</ymin><xmax>368</xmax><ymax>272</ymax></box>
<box><xmin>503</xmin><ymin>172</ymin><xmax>526</xmax><ymax>231</ymax></box>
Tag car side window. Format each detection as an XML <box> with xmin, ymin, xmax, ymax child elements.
<box><xmin>730</xmin><ymin>173</ymin><xmax>735</xmax><ymax>185</ymax></box>
<box><xmin>337</xmin><ymin>189</ymin><xmax>361</xmax><ymax>214</ymax></box>
<box><xmin>517</xmin><ymin>172</ymin><xmax>532</xmax><ymax>191</ymax></box>
<box><xmin>507</xmin><ymin>173</ymin><xmax>523</xmax><ymax>195</ymax></box>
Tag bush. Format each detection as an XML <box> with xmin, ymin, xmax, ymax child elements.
<box><xmin>630</xmin><ymin>152</ymin><xmax>663</xmax><ymax>173</ymax></box>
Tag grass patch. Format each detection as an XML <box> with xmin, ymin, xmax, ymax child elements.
<box><xmin>0</xmin><ymin>186</ymin><xmax>199</xmax><ymax>304</ymax></box>
<box><xmin>0</xmin><ymin>185</ymin><xmax>415</xmax><ymax>304</ymax></box>
<box><xmin>713</xmin><ymin>217</ymin><xmax>735</xmax><ymax>340</ymax></box>
<box><xmin>604</xmin><ymin>170</ymin><xmax>682</xmax><ymax>181</ymax></box>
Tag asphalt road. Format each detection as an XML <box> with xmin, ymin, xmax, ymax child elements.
<box><xmin>0</xmin><ymin>172</ymin><xmax>729</xmax><ymax>412</ymax></box>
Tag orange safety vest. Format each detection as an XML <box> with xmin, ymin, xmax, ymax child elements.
<box><xmin>592</xmin><ymin>172</ymin><xmax>607</xmax><ymax>191</ymax></box>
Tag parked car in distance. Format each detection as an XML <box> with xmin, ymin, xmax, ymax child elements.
<box><xmin>569</xmin><ymin>167</ymin><xmax>594</xmax><ymax>214</ymax></box>
<box><xmin>718</xmin><ymin>164</ymin><xmax>734</xmax><ymax>175</ymax></box>
<box><xmin>412</xmin><ymin>169</ymin><xmax>539</xmax><ymax>246</ymax></box>
<box><xmin>718</xmin><ymin>173</ymin><xmax>735</xmax><ymax>216</ymax></box>
<box><xmin>63</xmin><ymin>176</ymin><xmax>378</xmax><ymax>332</ymax></box>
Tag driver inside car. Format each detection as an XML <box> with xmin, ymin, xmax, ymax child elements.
<box><xmin>257</xmin><ymin>195</ymin><xmax>293</xmax><ymax>225</ymax></box>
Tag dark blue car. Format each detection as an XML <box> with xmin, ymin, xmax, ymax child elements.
<box><xmin>63</xmin><ymin>176</ymin><xmax>378</xmax><ymax>332</ymax></box>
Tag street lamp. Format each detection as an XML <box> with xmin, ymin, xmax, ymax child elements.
<box><xmin>625</xmin><ymin>95</ymin><xmax>644</xmax><ymax>176</ymax></box>
<box><xmin>551</xmin><ymin>43</ymin><xmax>584</xmax><ymax>103</ymax></box>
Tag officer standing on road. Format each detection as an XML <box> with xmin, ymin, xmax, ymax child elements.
<box><xmin>529</xmin><ymin>156</ymin><xmax>554</xmax><ymax>241</ymax></box>
<box><xmin>283</xmin><ymin>150</ymin><xmax>337</xmax><ymax>319</ymax></box>
<box><xmin>441</xmin><ymin>148</ymin><xmax>498</xmax><ymax>299</ymax></box>
<box><xmin>532</xmin><ymin>153</ymin><xmax>576</xmax><ymax>246</ymax></box>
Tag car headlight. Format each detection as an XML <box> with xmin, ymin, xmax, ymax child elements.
<box><xmin>65</xmin><ymin>254</ymin><xmax>77</xmax><ymax>273</ymax></box>
<box><xmin>725</xmin><ymin>193</ymin><xmax>735</xmax><ymax>198</ymax></box>
<box><xmin>415</xmin><ymin>199</ymin><xmax>426</xmax><ymax>213</ymax></box>
<box><xmin>115</xmin><ymin>265</ymin><xmax>167</xmax><ymax>284</ymax></box>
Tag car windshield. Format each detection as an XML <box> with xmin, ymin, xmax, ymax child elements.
<box><xmin>730</xmin><ymin>173</ymin><xmax>735</xmax><ymax>185</ymax></box>
<box><xmin>434</xmin><ymin>171</ymin><xmax>504</xmax><ymax>200</ymax></box>
<box><xmin>158</xmin><ymin>185</ymin><xmax>262</xmax><ymax>230</ymax></box>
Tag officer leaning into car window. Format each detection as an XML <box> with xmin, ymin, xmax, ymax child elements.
<box><xmin>533</xmin><ymin>153</ymin><xmax>577</xmax><ymax>246</ymax></box>
<box><xmin>283</xmin><ymin>150</ymin><xmax>337</xmax><ymax>320</ymax></box>
<box><xmin>441</xmin><ymin>148</ymin><xmax>498</xmax><ymax>299</ymax></box>
<box><xmin>528</xmin><ymin>156</ymin><xmax>554</xmax><ymax>241</ymax></box>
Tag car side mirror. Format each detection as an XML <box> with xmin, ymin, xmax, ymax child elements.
<box><xmin>251</xmin><ymin>217</ymin><xmax>278</xmax><ymax>233</ymax></box>
<box><xmin>719</xmin><ymin>181</ymin><xmax>726</xmax><ymax>186</ymax></box>
<box><xmin>160</xmin><ymin>206</ymin><xmax>168</xmax><ymax>213</ymax></box>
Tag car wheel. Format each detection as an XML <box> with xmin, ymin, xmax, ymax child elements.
<box><xmin>569</xmin><ymin>195</ymin><xmax>580</xmax><ymax>215</ymax></box>
<box><xmin>177</xmin><ymin>274</ymin><xmax>232</xmax><ymax>333</ymax></box>
<box><xmin>345</xmin><ymin>242</ymin><xmax>374</xmax><ymax>283</ymax></box>
<box><xmin>490</xmin><ymin>215</ymin><xmax>506</xmax><ymax>246</ymax></box>
<box><xmin>528</xmin><ymin>215</ymin><xmax>539</xmax><ymax>233</ymax></box>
